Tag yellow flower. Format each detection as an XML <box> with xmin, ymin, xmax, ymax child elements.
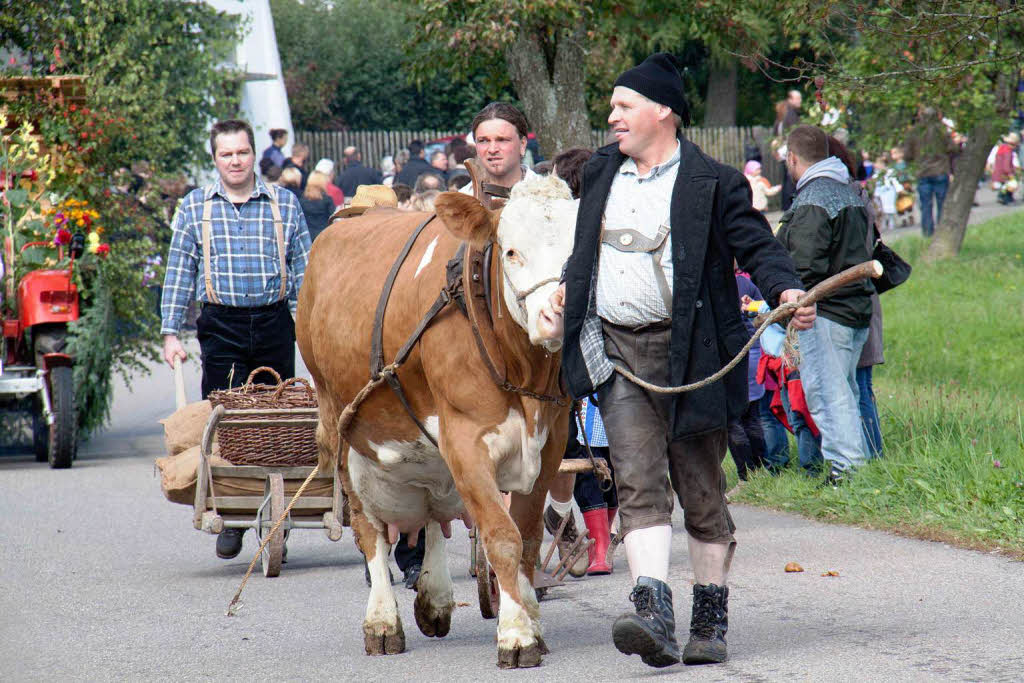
<box><xmin>75</xmin><ymin>218</ymin><xmax>85</xmax><ymax>227</ymax></box>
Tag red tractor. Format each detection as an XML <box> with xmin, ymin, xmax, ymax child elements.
<box><xmin>1</xmin><ymin>235</ymin><xmax>82</xmax><ymax>467</ymax></box>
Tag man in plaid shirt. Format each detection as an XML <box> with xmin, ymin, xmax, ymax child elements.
<box><xmin>161</xmin><ymin>119</ymin><xmax>311</xmax><ymax>559</ymax></box>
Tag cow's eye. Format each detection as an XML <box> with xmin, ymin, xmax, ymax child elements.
<box><xmin>505</xmin><ymin>248</ymin><xmax>518</xmax><ymax>261</ymax></box>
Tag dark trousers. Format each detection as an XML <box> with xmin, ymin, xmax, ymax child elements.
<box><xmin>917</xmin><ymin>174</ymin><xmax>949</xmax><ymax>237</ymax></box>
<box><xmin>726</xmin><ymin>399</ymin><xmax>766</xmax><ymax>480</ymax></box>
<box><xmin>759</xmin><ymin>390</ymin><xmax>790</xmax><ymax>471</ymax></box>
<box><xmin>395</xmin><ymin>530</ymin><xmax>425</xmax><ymax>571</ymax></box>
<box><xmin>196</xmin><ymin>301</ymin><xmax>295</xmax><ymax>398</ymax></box>
<box><xmin>565</xmin><ymin>413</ymin><xmax>618</xmax><ymax>512</ymax></box>
<box><xmin>597</xmin><ymin>323</ymin><xmax>735</xmax><ymax>543</ymax></box>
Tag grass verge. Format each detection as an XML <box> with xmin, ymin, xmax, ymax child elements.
<box><xmin>729</xmin><ymin>211</ymin><xmax>1024</xmax><ymax>557</ymax></box>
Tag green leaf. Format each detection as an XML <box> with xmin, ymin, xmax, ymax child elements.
<box><xmin>5</xmin><ymin>189</ymin><xmax>29</xmax><ymax>207</ymax></box>
<box><xmin>913</xmin><ymin>478</ymin><xmax>937</xmax><ymax>496</ymax></box>
<box><xmin>1002</xmin><ymin>506</ymin><xmax>1016</xmax><ymax>519</ymax></box>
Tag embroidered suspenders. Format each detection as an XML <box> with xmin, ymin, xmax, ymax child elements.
<box><xmin>600</xmin><ymin>221</ymin><xmax>673</xmax><ymax>311</ymax></box>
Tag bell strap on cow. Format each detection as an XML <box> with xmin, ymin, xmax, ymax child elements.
<box><xmin>613</xmin><ymin>260</ymin><xmax>884</xmax><ymax>395</ymax></box>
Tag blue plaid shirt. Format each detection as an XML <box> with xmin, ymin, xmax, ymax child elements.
<box><xmin>160</xmin><ymin>175</ymin><xmax>312</xmax><ymax>335</ymax></box>
<box><xmin>576</xmin><ymin>396</ymin><xmax>608</xmax><ymax>448</ymax></box>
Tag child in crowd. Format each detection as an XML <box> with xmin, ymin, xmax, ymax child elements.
<box><xmin>744</xmin><ymin>160</ymin><xmax>781</xmax><ymax>213</ymax></box>
<box><xmin>728</xmin><ymin>270</ymin><xmax>768</xmax><ymax>483</ymax></box>
<box><xmin>570</xmin><ymin>396</ymin><xmax>618</xmax><ymax>575</ymax></box>
<box><xmin>872</xmin><ymin>158</ymin><xmax>902</xmax><ymax>232</ymax></box>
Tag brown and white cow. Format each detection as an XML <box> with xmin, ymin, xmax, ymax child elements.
<box><xmin>296</xmin><ymin>174</ymin><xmax>577</xmax><ymax>668</ymax></box>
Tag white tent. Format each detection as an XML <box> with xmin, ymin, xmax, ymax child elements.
<box><xmin>204</xmin><ymin>0</ymin><xmax>294</xmax><ymax>159</ymax></box>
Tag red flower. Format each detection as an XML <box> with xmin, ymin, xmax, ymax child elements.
<box><xmin>96</xmin><ymin>243</ymin><xmax>110</xmax><ymax>257</ymax></box>
<box><xmin>70</xmin><ymin>103</ymin><xmax>77</xmax><ymax>112</ymax></box>
<box><xmin>55</xmin><ymin>228</ymin><xmax>72</xmax><ymax>245</ymax></box>
<box><xmin>83</xmin><ymin>213</ymin><xmax>93</xmax><ymax>227</ymax></box>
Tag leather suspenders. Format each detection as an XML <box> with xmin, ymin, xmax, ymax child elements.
<box><xmin>200</xmin><ymin>184</ymin><xmax>287</xmax><ymax>304</ymax></box>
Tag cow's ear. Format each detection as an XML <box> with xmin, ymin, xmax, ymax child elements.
<box><xmin>435</xmin><ymin>192</ymin><xmax>497</xmax><ymax>246</ymax></box>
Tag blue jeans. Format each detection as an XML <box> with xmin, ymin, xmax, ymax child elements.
<box><xmin>917</xmin><ymin>174</ymin><xmax>949</xmax><ymax>237</ymax></box>
<box><xmin>797</xmin><ymin>317</ymin><xmax>870</xmax><ymax>472</ymax></box>
<box><xmin>779</xmin><ymin>378</ymin><xmax>823</xmax><ymax>474</ymax></box>
<box><xmin>759</xmin><ymin>390</ymin><xmax>791</xmax><ymax>471</ymax></box>
<box><xmin>857</xmin><ymin>366</ymin><xmax>884</xmax><ymax>459</ymax></box>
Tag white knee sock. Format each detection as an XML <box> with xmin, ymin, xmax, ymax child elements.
<box><xmin>687</xmin><ymin>534</ymin><xmax>734</xmax><ymax>586</ymax></box>
<box><xmin>549</xmin><ymin>496</ymin><xmax>573</xmax><ymax>516</ymax></box>
<box><xmin>623</xmin><ymin>525</ymin><xmax>672</xmax><ymax>583</ymax></box>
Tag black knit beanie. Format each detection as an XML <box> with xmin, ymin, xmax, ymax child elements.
<box><xmin>613</xmin><ymin>53</ymin><xmax>690</xmax><ymax>127</ymax></box>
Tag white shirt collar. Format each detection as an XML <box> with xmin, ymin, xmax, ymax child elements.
<box><xmin>620</xmin><ymin>141</ymin><xmax>681</xmax><ymax>180</ymax></box>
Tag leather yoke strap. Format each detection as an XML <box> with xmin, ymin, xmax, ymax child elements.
<box><xmin>370</xmin><ymin>214</ymin><xmax>437</xmax><ymax>378</ymax></box>
<box><xmin>480</xmin><ymin>183</ymin><xmax>511</xmax><ymax>199</ymax></box>
<box><xmin>200</xmin><ymin>195</ymin><xmax>220</xmax><ymax>305</ymax></box>
<box><xmin>463</xmin><ymin>243</ymin><xmax>507</xmax><ymax>387</ymax></box>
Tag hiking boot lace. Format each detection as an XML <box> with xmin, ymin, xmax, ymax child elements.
<box><xmin>690</xmin><ymin>590</ymin><xmax>722</xmax><ymax>638</ymax></box>
<box><xmin>629</xmin><ymin>585</ymin><xmax>655</xmax><ymax>615</ymax></box>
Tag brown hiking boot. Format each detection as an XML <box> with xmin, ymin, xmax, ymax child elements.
<box><xmin>543</xmin><ymin>505</ymin><xmax>588</xmax><ymax>577</ymax></box>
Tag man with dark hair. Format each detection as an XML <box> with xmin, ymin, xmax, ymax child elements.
<box><xmin>337</xmin><ymin>146</ymin><xmax>382</xmax><ymax>198</ymax></box>
<box><xmin>778</xmin><ymin>124</ymin><xmax>874</xmax><ymax>483</ymax></box>
<box><xmin>161</xmin><ymin>118</ymin><xmax>312</xmax><ymax>561</ymax></box>
<box><xmin>262</xmin><ymin>128</ymin><xmax>288</xmax><ymax>169</ymax></box>
<box><xmin>553</xmin><ymin>147</ymin><xmax>594</xmax><ymax>199</ymax></box>
<box><xmin>283</xmin><ymin>142</ymin><xmax>310</xmax><ymax>190</ymax></box>
<box><xmin>394</xmin><ymin>139</ymin><xmax>438</xmax><ymax>187</ymax></box>
<box><xmin>449</xmin><ymin>142</ymin><xmax>474</xmax><ymax>180</ymax></box>
<box><xmin>463</xmin><ymin>102</ymin><xmax>534</xmax><ymax>192</ymax></box>
<box><xmin>540</xmin><ymin>54</ymin><xmax>812</xmax><ymax>669</ymax></box>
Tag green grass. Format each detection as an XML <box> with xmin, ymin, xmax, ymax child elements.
<box><xmin>729</xmin><ymin>213</ymin><xmax>1024</xmax><ymax>556</ymax></box>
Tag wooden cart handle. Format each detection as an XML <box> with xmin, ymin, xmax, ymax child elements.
<box><xmin>174</xmin><ymin>356</ymin><xmax>186</xmax><ymax>411</ymax></box>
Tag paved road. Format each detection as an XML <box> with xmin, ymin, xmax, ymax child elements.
<box><xmin>3</xmin><ymin>341</ymin><xmax>1023</xmax><ymax>681</ymax></box>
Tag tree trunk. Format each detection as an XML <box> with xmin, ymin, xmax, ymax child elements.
<box><xmin>926</xmin><ymin>72</ymin><xmax>1015</xmax><ymax>261</ymax></box>
<box><xmin>703</xmin><ymin>57</ymin><xmax>737</xmax><ymax>127</ymax></box>
<box><xmin>924</xmin><ymin>120</ymin><xmax>997</xmax><ymax>261</ymax></box>
<box><xmin>505</xmin><ymin>26</ymin><xmax>591</xmax><ymax>160</ymax></box>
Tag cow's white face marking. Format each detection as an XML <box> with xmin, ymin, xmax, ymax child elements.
<box><xmin>497</xmin><ymin>175</ymin><xmax>577</xmax><ymax>351</ymax></box>
<box><xmin>415</xmin><ymin>235</ymin><xmax>439</xmax><ymax>279</ymax></box>
<box><xmin>483</xmin><ymin>408</ymin><xmax>548</xmax><ymax>494</ymax></box>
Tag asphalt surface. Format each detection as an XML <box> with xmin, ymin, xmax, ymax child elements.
<box><xmin>3</xmin><ymin>191</ymin><xmax>1023</xmax><ymax>681</ymax></box>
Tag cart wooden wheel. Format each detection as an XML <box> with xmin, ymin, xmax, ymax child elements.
<box><xmin>261</xmin><ymin>473</ymin><xmax>285</xmax><ymax>578</ymax></box>
<box><xmin>475</xmin><ymin>532</ymin><xmax>499</xmax><ymax>619</ymax></box>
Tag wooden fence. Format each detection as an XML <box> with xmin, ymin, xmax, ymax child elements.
<box><xmin>297</xmin><ymin>125</ymin><xmax>782</xmax><ymax>182</ymax></box>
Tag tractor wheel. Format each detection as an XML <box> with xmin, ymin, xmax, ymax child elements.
<box><xmin>47</xmin><ymin>365</ymin><xmax>77</xmax><ymax>469</ymax></box>
<box><xmin>33</xmin><ymin>325</ymin><xmax>68</xmax><ymax>369</ymax></box>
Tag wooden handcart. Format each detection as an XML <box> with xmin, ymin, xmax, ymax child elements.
<box><xmin>191</xmin><ymin>369</ymin><xmax>345</xmax><ymax>578</ymax></box>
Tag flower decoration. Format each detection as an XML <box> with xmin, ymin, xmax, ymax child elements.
<box><xmin>96</xmin><ymin>243</ymin><xmax>110</xmax><ymax>257</ymax></box>
<box><xmin>55</xmin><ymin>228</ymin><xmax>72</xmax><ymax>245</ymax></box>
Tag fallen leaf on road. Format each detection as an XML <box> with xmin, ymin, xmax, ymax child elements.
<box><xmin>784</xmin><ymin>562</ymin><xmax>804</xmax><ymax>573</ymax></box>
<box><xmin>821</xmin><ymin>570</ymin><xmax>840</xmax><ymax>577</ymax></box>
<box><xmin>456</xmin><ymin>602</ymin><xmax>470</xmax><ymax>607</ymax></box>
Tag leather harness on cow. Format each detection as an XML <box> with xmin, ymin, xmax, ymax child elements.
<box><xmin>366</xmin><ymin>161</ymin><xmax>566</xmax><ymax>448</ymax></box>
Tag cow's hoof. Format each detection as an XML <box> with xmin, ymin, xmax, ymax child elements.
<box><xmin>414</xmin><ymin>591</ymin><xmax>452</xmax><ymax>638</ymax></box>
<box><xmin>497</xmin><ymin>640</ymin><xmax>545</xmax><ymax>669</ymax></box>
<box><xmin>363</xmin><ymin>619</ymin><xmax>406</xmax><ymax>655</ymax></box>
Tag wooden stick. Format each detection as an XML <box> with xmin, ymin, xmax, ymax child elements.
<box><xmin>174</xmin><ymin>356</ymin><xmax>186</xmax><ymax>411</ymax></box>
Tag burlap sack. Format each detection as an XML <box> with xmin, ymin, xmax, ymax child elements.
<box><xmin>156</xmin><ymin>445</ymin><xmax>334</xmax><ymax>507</ymax></box>
<box><xmin>160</xmin><ymin>400</ymin><xmax>212</xmax><ymax>456</ymax></box>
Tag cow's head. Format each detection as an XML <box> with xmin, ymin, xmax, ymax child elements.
<box><xmin>435</xmin><ymin>175</ymin><xmax>577</xmax><ymax>352</ymax></box>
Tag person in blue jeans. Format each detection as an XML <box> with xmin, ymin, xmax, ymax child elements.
<box><xmin>905</xmin><ymin>106</ymin><xmax>958</xmax><ymax>237</ymax></box>
<box><xmin>916</xmin><ymin>174</ymin><xmax>948</xmax><ymax>237</ymax></box>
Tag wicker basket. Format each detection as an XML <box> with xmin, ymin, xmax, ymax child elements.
<box><xmin>207</xmin><ymin>367</ymin><xmax>319</xmax><ymax>466</ymax></box>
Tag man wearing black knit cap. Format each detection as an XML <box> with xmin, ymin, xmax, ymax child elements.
<box><xmin>539</xmin><ymin>53</ymin><xmax>815</xmax><ymax>668</ymax></box>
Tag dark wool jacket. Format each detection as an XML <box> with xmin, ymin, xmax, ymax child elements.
<box><xmin>561</xmin><ymin>135</ymin><xmax>803</xmax><ymax>438</ymax></box>
<box><xmin>775</xmin><ymin>176</ymin><xmax>874</xmax><ymax>329</ymax></box>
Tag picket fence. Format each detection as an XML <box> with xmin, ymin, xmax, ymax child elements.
<box><xmin>297</xmin><ymin>125</ymin><xmax>781</xmax><ymax>182</ymax></box>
